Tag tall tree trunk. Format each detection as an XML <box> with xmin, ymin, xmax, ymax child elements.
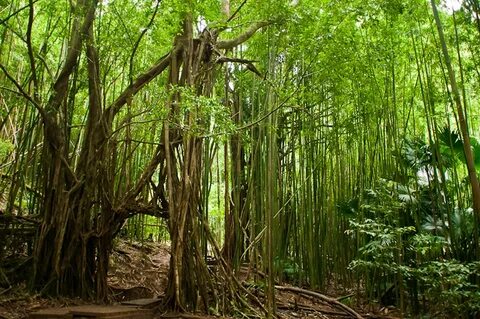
<box><xmin>431</xmin><ymin>0</ymin><xmax>480</xmax><ymax>259</ymax></box>
<box><xmin>163</xmin><ymin>19</ymin><xmax>213</xmax><ymax>311</ymax></box>
<box><xmin>24</xmin><ymin>2</ymin><xmax>269</xmax><ymax>303</ymax></box>
<box><xmin>32</xmin><ymin>0</ymin><xmax>100</xmax><ymax>298</ymax></box>
<box><xmin>162</xmin><ymin>17</ymin><xmax>270</xmax><ymax>313</ymax></box>
<box><xmin>31</xmin><ymin>0</ymin><xmax>167</xmax><ymax>299</ymax></box>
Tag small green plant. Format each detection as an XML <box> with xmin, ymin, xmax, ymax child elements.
<box><xmin>347</xmin><ymin>218</ymin><xmax>416</xmax><ymax>304</ymax></box>
<box><xmin>417</xmin><ymin>260</ymin><xmax>480</xmax><ymax>317</ymax></box>
<box><xmin>0</xmin><ymin>138</ymin><xmax>13</xmax><ymax>162</ymax></box>
<box><xmin>274</xmin><ymin>256</ymin><xmax>302</xmax><ymax>283</ymax></box>
<box><xmin>348</xmin><ymin>191</ymin><xmax>480</xmax><ymax>317</ymax></box>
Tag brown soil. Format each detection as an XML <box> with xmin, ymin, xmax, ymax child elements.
<box><xmin>0</xmin><ymin>289</ymin><xmax>88</xmax><ymax>319</ymax></box>
<box><xmin>0</xmin><ymin>239</ymin><xmax>399</xmax><ymax>319</ymax></box>
<box><xmin>108</xmin><ymin>239</ymin><xmax>170</xmax><ymax>301</ymax></box>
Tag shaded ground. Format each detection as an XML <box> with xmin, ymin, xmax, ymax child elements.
<box><xmin>0</xmin><ymin>289</ymin><xmax>88</xmax><ymax>319</ymax></box>
<box><xmin>0</xmin><ymin>239</ymin><xmax>400</xmax><ymax>318</ymax></box>
<box><xmin>108</xmin><ymin>239</ymin><xmax>170</xmax><ymax>301</ymax></box>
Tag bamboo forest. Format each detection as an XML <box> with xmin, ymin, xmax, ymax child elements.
<box><xmin>1</xmin><ymin>0</ymin><xmax>480</xmax><ymax>318</ymax></box>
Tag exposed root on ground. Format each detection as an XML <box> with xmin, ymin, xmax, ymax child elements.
<box><xmin>109</xmin><ymin>240</ymin><xmax>170</xmax><ymax>301</ymax></box>
<box><xmin>275</xmin><ymin>285</ymin><xmax>363</xmax><ymax>319</ymax></box>
<box><xmin>0</xmin><ymin>239</ymin><xmax>398</xmax><ymax>318</ymax></box>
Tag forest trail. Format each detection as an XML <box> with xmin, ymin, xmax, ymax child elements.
<box><xmin>0</xmin><ymin>239</ymin><xmax>399</xmax><ymax>319</ymax></box>
<box><xmin>2</xmin><ymin>0</ymin><xmax>479</xmax><ymax>317</ymax></box>
<box><xmin>108</xmin><ymin>240</ymin><xmax>171</xmax><ymax>300</ymax></box>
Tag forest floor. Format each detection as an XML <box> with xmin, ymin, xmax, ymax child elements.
<box><xmin>0</xmin><ymin>239</ymin><xmax>400</xmax><ymax>319</ymax></box>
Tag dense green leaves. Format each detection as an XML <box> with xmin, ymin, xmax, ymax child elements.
<box><xmin>1</xmin><ymin>0</ymin><xmax>480</xmax><ymax>316</ymax></box>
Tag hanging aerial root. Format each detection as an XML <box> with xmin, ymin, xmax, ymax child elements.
<box><xmin>201</xmin><ymin>220</ymin><xmax>268</xmax><ymax>317</ymax></box>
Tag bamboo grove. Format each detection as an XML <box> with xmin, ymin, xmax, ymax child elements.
<box><xmin>1</xmin><ymin>0</ymin><xmax>480</xmax><ymax>317</ymax></box>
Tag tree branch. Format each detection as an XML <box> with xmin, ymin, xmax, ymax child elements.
<box><xmin>0</xmin><ymin>63</ymin><xmax>47</xmax><ymax>120</ymax></box>
<box><xmin>226</xmin><ymin>0</ymin><xmax>247</xmax><ymax>23</ymax></box>
<box><xmin>215</xmin><ymin>56</ymin><xmax>257</xmax><ymax>64</ymax></box>
<box><xmin>107</xmin><ymin>46</ymin><xmax>181</xmax><ymax>116</ymax></box>
<box><xmin>129</xmin><ymin>0</ymin><xmax>162</xmax><ymax>85</ymax></box>
<box><xmin>0</xmin><ymin>0</ymin><xmax>41</xmax><ymax>25</ymax></box>
<box><xmin>125</xmin><ymin>143</ymin><xmax>164</xmax><ymax>202</ymax></box>
<box><xmin>26</xmin><ymin>0</ymin><xmax>39</xmax><ymax>102</ymax></box>
<box><xmin>216</xmin><ymin>56</ymin><xmax>262</xmax><ymax>77</ymax></box>
<box><xmin>216</xmin><ymin>21</ymin><xmax>270</xmax><ymax>50</ymax></box>
<box><xmin>48</xmin><ymin>0</ymin><xmax>98</xmax><ymax>113</ymax></box>
<box><xmin>116</xmin><ymin>201</ymin><xmax>169</xmax><ymax>219</ymax></box>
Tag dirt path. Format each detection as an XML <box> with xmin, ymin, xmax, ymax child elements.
<box><xmin>108</xmin><ymin>240</ymin><xmax>170</xmax><ymax>300</ymax></box>
<box><xmin>0</xmin><ymin>239</ymin><xmax>399</xmax><ymax>319</ymax></box>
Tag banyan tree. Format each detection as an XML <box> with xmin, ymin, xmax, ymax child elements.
<box><xmin>1</xmin><ymin>0</ymin><xmax>269</xmax><ymax>312</ymax></box>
